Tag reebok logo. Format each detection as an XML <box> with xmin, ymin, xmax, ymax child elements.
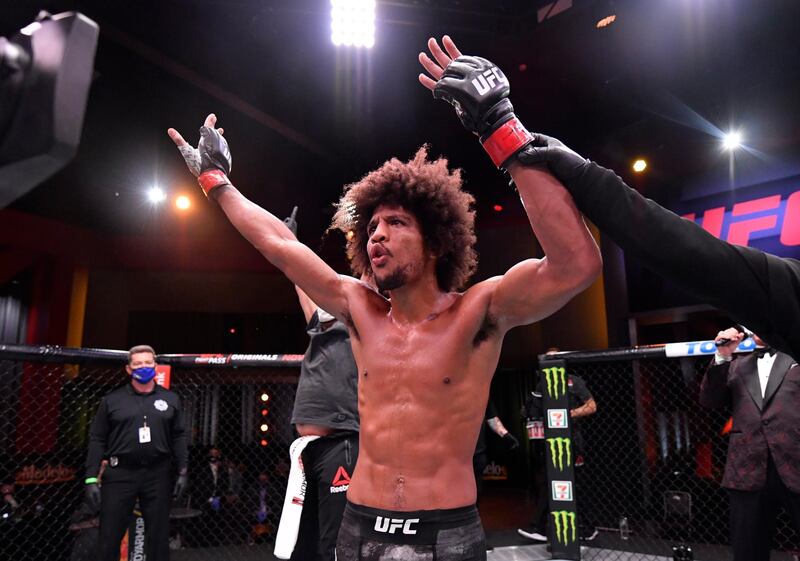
<box><xmin>471</xmin><ymin>67</ymin><xmax>506</xmax><ymax>95</ymax></box>
<box><xmin>374</xmin><ymin>516</ymin><xmax>420</xmax><ymax>535</ymax></box>
<box><xmin>330</xmin><ymin>466</ymin><xmax>351</xmax><ymax>493</ymax></box>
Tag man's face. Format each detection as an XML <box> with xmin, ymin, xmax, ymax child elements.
<box><xmin>208</xmin><ymin>448</ymin><xmax>221</xmax><ymax>463</ymax></box>
<box><xmin>367</xmin><ymin>204</ymin><xmax>431</xmax><ymax>292</ymax></box>
<box><xmin>126</xmin><ymin>352</ymin><xmax>156</xmax><ymax>376</ymax></box>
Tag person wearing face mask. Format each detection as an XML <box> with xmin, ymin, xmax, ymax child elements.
<box><xmin>84</xmin><ymin>344</ymin><xmax>188</xmax><ymax>561</ymax></box>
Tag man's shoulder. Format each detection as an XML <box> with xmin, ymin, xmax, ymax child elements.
<box><xmin>106</xmin><ymin>384</ymin><xmax>132</xmax><ymax>399</ymax></box>
<box><xmin>154</xmin><ymin>385</ymin><xmax>181</xmax><ymax>401</ymax></box>
<box><xmin>457</xmin><ymin>280</ymin><xmax>497</xmax><ymax>309</ymax></box>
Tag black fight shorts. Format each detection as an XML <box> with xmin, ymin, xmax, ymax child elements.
<box><xmin>336</xmin><ymin>501</ymin><xmax>486</xmax><ymax>561</ymax></box>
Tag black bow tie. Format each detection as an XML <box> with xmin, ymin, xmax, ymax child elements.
<box><xmin>754</xmin><ymin>347</ymin><xmax>776</xmax><ymax>359</ymax></box>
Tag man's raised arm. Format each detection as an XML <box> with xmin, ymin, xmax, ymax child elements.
<box><xmin>418</xmin><ymin>37</ymin><xmax>601</xmax><ymax>329</ymax></box>
<box><xmin>167</xmin><ymin>114</ymin><xmax>354</xmax><ymax>320</ymax></box>
<box><xmin>515</xmin><ymin>134</ymin><xmax>800</xmax><ymax>360</ymax></box>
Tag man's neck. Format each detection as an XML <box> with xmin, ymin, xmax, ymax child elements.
<box><xmin>388</xmin><ymin>275</ymin><xmax>453</xmax><ymax>324</ymax></box>
<box><xmin>131</xmin><ymin>379</ymin><xmax>156</xmax><ymax>394</ymax></box>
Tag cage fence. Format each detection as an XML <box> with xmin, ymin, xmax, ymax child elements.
<box><xmin>0</xmin><ymin>345</ymin><xmax>299</xmax><ymax>561</ymax></box>
<box><xmin>0</xmin><ymin>343</ymin><xmax>798</xmax><ymax>561</ymax></box>
<box><xmin>539</xmin><ymin>346</ymin><xmax>799</xmax><ymax>561</ymax></box>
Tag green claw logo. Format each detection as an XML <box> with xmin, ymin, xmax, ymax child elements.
<box><xmin>551</xmin><ymin>510</ymin><xmax>577</xmax><ymax>545</ymax></box>
<box><xmin>543</xmin><ymin>367</ymin><xmax>567</xmax><ymax>399</ymax></box>
<box><xmin>546</xmin><ymin>437</ymin><xmax>572</xmax><ymax>471</ymax></box>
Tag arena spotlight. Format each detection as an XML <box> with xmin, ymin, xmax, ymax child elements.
<box><xmin>331</xmin><ymin>0</ymin><xmax>375</xmax><ymax>48</ymax></box>
<box><xmin>147</xmin><ymin>186</ymin><xmax>166</xmax><ymax>204</ymax></box>
<box><xmin>260</xmin><ymin>392</ymin><xmax>270</xmax><ymax>402</ymax></box>
<box><xmin>632</xmin><ymin>159</ymin><xmax>647</xmax><ymax>173</ymax></box>
<box><xmin>596</xmin><ymin>14</ymin><xmax>616</xmax><ymax>28</ymax></box>
<box><xmin>260</xmin><ymin>424</ymin><xmax>268</xmax><ymax>432</ymax></box>
<box><xmin>723</xmin><ymin>131</ymin><xmax>742</xmax><ymax>151</ymax></box>
<box><xmin>175</xmin><ymin>194</ymin><xmax>191</xmax><ymax>210</ymax></box>
<box><xmin>594</xmin><ymin>0</ymin><xmax>617</xmax><ymax>29</ymax></box>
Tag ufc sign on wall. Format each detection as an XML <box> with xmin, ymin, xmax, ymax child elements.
<box><xmin>679</xmin><ymin>186</ymin><xmax>800</xmax><ymax>255</ymax></box>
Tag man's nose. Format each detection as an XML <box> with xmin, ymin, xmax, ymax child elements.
<box><xmin>370</xmin><ymin>222</ymin><xmax>388</xmax><ymax>242</ymax></box>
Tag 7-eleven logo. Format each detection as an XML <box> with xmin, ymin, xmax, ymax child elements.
<box><xmin>330</xmin><ymin>466</ymin><xmax>351</xmax><ymax>493</ymax></box>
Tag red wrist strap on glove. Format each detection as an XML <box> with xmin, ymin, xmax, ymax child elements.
<box><xmin>480</xmin><ymin>117</ymin><xmax>534</xmax><ymax>169</ymax></box>
<box><xmin>198</xmin><ymin>169</ymin><xmax>231</xmax><ymax>197</ymax></box>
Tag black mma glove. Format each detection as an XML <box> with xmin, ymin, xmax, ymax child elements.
<box><xmin>433</xmin><ymin>55</ymin><xmax>533</xmax><ymax>169</ymax></box>
<box><xmin>176</xmin><ymin>126</ymin><xmax>233</xmax><ymax>198</ymax></box>
<box><xmin>502</xmin><ymin>432</ymin><xmax>520</xmax><ymax>451</ymax></box>
<box><xmin>516</xmin><ymin>133</ymin><xmax>590</xmax><ymax>185</ymax></box>
<box><xmin>84</xmin><ymin>480</ymin><xmax>101</xmax><ymax>511</ymax></box>
<box><xmin>283</xmin><ymin>206</ymin><xmax>299</xmax><ymax>237</ymax></box>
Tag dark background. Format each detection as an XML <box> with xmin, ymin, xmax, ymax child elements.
<box><xmin>3</xmin><ymin>0</ymin><xmax>800</xmax><ymax>355</ymax></box>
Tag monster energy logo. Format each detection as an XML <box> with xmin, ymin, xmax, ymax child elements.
<box><xmin>547</xmin><ymin>437</ymin><xmax>572</xmax><ymax>470</ymax></box>
<box><xmin>543</xmin><ymin>367</ymin><xmax>567</xmax><ymax>399</ymax></box>
<box><xmin>551</xmin><ymin>510</ymin><xmax>577</xmax><ymax>545</ymax></box>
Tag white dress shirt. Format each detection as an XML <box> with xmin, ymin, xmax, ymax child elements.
<box><xmin>757</xmin><ymin>351</ymin><xmax>777</xmax><ymax>398</ymax></box>
<box><xmin>714</xmin><ymin>350</ymin><xmax>776</xmax><ymax>398</ymax></box>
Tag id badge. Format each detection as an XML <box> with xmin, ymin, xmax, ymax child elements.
<box><xmin>139</xmin><ymin>426</ymin><xmax>151</xmax><ymax>443</ymax></box>
<box><xmin>526</xmin><ymin>420</ymin><xmax>544</xmax><ymax>440</ymax></box>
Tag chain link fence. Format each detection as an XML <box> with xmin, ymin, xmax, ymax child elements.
<box><xmin>546</xmin><ymin>348</ymin><xmax>799</xmax><ymax>561</ymax></box>
<box><xmin>0</xmin><ymin>345</ymin><xmax>300</xmax><ymax>561</ymax></box>
<box><xmin>2</xmin><ymin>343</ymin><xmax>799</xmax><ymax>561</ymax></box>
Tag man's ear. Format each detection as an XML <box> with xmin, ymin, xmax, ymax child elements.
<box><xmin>125</xmin><ymin>364</ymin><xmax>132</xmax><ymax>375</ymax></box>
<box><xmin>426</xmin><ymin>237</ymin><xmax>443</xmax><ymax>259</ymax></box>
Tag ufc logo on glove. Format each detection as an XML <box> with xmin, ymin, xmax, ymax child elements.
<box><xmin>374</xmin><ymin>516</ymin><xmax>420</xmax><ymax>534</ymax></box>
<box><xmin>471</xmin><ymin>67</ymin><xmax>507</xmax><ymax>95</ymax></box>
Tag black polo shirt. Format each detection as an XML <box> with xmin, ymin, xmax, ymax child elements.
<box><xmin>85</xmin><ymin>383</ymin><xmax>188</xmax><ymax>477</ymax></box>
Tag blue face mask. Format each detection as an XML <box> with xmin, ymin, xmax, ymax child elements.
<box><xmin>131</xmin><ymin>366</ymin><xmax>156</xmax><ymax>383</ymax></box>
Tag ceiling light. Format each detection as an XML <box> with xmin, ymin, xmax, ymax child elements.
<box><xmin>175</xmin><ymin>195</ymin><xmax>191</xmax><ymax>210</ymax></box>
<box><xmin>632</xmin><ymin>159</ymin><xmax>647</xmax><ymax>173</ymax></box>
<box><xmin>331</xmin><ymin>0</ymin><xmax>375</xmax><ymax>48</ymax></box>
<box><xmin>722</xmin><ymin>131</ymin><xmax>742</xmax><ymax>151</ymax></box>
<box><xmin>596</xmin><ymin>14</ymin><xmax>616</xmax><ymax>28</ymax></box>
<box><xmin>148</xmin><ymin>186</ymin><xmax>166</xmax><ymax>203</ymax></box>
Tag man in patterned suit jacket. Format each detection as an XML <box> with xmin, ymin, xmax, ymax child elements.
<box><xmin>700</xmin><ymin>326</ymin><xmax>800</xmax><ymax>561</ymax></box>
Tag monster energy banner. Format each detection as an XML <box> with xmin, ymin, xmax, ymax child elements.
<box><xmin>552</xmin><ymin>510</ymin><xmax>577</xmax><ymax>546</ymax></box>
<box><xmin>547</xmin><ymin>437</ymin><xmax>572</xmax><ymax>470</ymax></box>
<box><xmin>539</xmin><ymin>359</ymin><xmax>580</xmax><ymax>560</ymax></box>
<box><xmin>543</xmin><ymin>365</ymin><xmax>568</xmax><ymax>399</ymax></box>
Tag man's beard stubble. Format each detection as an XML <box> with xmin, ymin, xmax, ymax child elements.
<box><xmin>375</xmin><ymin>265</ymin><xmax>409</xmax><ymax>292</ymax></box>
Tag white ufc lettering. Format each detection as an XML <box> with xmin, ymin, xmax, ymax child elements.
<box><xmin>374</xmin><ymin>516</ymin><xmax>420</xmax><ymax>534</ymax></box>
<box><xmin>471</xmin><ymin>67</ymin><xmax>506</xmax><ymax>95</ymax></box>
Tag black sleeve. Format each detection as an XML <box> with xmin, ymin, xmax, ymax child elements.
<box><xmin>563</xmin><ymin>161</ymin><xmax>800</xmax><ymax>360</ymax></box>
<box><xmin>570</xmin><ymin>375</ymin><xmax>592</xmax><ymax>404</ymax></box>
<box><xmin>171</xmin><ymin>395</ymin><xmax>189</xmax><ymax>473</ymax></box>
<box><xmin>522</xmin><ymin>375</ymin><xmax>545</xmax><ymax>418</ymax></box>
<box><xmin>699</xmin><ymin>359</ymin><xmax>733</xmax><ymax>409</ymax></box>
<box><xmin>85</xmin><ymin>398</ymin><xmax>109</xmax><ymax>478</ymax></box>
<box><xmin>485</xmin><ymin>399</ymin><xmax>499</xmax><ymax>420</ymax></box>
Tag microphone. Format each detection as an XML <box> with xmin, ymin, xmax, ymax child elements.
<box><xmin>714</xmin><ymin>324</ymin><xmax>753</xmax><ymax>347</ymax></box>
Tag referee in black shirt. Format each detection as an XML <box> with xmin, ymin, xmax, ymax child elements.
<box><xmin>85</xmin><ymin>344</ymin><xmax>189</xmax><ymax>561</ymax></box>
